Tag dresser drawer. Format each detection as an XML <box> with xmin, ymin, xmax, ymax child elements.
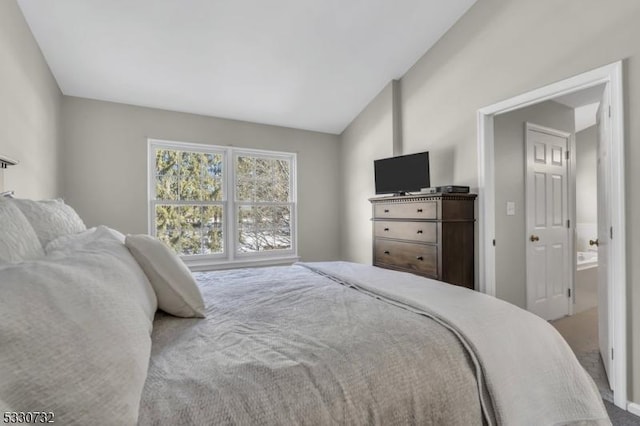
<box><xmin>374</xmin><ymin>221</ymin><xmax>437</xmax><ymax>243</ymax></box>
<box><xmin>373</xmin><ymin>201</ymin><xmax>437</xmax><ymax>219</ymax></box>
<box><xmin>374</xmin><ymin>240</ymin><xmax>437</xmax><ymax>277</ymax></box>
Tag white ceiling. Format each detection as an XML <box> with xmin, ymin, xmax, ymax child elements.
<box><xmin>553</xmin><ymin>84</ymin><xmax>604</xmax><ymax>109</ymax></box>
<box><xmin>17</xmin><ymin>0</ymin><xmax>476</xmax><ymax>134</ymax></box>
<box><xmin>554</xmin><ymin>84</ymin><xmax>605</xmax><ymax>133</ymax></box>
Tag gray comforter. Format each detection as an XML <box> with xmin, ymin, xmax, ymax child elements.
<box><xmin>138</xmin><ymin>262</ymin><xmax>609</xmax><ymax>426</ymax></box>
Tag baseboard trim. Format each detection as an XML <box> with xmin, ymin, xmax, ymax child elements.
<box><xmin>627</xmin><ymin>402</ymin><xmax>640</xmax><ymax>417</ymax></box>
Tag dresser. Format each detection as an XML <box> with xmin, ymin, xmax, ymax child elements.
<box><xmin>370</xmin><ymin>193</ymin><xmax>477</xmax><ymax>289</ymax></box>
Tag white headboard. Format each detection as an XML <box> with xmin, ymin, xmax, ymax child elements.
<box><xmin>0</xmin><ymin>155</ymin><xmax>18</xmax><ymax>169</ymax></box>
<box><xmin>0</xmin><ymin>154</ymin><xmax>19</xmax><ymax>193</ymax></box>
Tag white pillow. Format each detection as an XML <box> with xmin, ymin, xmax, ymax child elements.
<box><xmin>0</xmin><ymin>229</ymin><xmax>154</xmax><ymax>425</ymax></box>
<box><xmin>46</xmin><ymin>226</ymin><xmax>158</xmax><ymax>323</ymax></box>
<box><xmin>0</xmin><ymin>199</ymin><xmax>44</xmax><ymax>263</ymax></box>
<box><xmin>11</xmin><ymin>198</ymin><xmax>86</xmax><ymax>247</ymax></box>
<box><xmin>126</xmin><ymin>234</ymin><xmax>205</xmax><ymax>318</ymax></box>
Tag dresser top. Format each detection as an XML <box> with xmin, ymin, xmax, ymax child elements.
<box><xmin>369</xmin><ymin>193</ymin><xmax>477</xmax><ymax>203</ymax></box>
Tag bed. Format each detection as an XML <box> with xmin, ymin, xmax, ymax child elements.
<box><xmin>0</xmin><ymin>197</ymin><xmax>610</xmax><ymax>425</ymax></box>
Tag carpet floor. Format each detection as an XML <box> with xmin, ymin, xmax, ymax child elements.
<box><xmin>551</xmin><ymin>308</ymin><xmax>640</xmax><ymax>425</ymax></box>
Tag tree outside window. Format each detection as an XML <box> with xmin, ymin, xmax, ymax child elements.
<box><xmin>149</xmin><ymin>140</ymin><xmax>296</xmax><ymax>264</ymax></box>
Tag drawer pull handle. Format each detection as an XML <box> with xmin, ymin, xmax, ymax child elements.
<box><xmin>416</xmin><ymin>256</ymin><xmax>424</xmax><ymax>261</ymax></box>
<box><xmin>384</xmin><ymin>227</ymin><xmax>389</xmax><ymax>231</ymax></box>
<box><xmin>384</xmin><ymin>209</ymin><xmax>390</xmax><ymax>213</ymax></box>
<box><xmin>417</xmin><ymin>208</ymin><xmax>423</xmax><ymax>213</ymax></box>
<box><xmin>417</xmin><ymin>230</ymin><xmax>423</xmax><ymax>234</ymax></box>
<box><xmin>384</xmin><ymin>250</ymin><xmax>390</xmax><ymax>255</ymax></box>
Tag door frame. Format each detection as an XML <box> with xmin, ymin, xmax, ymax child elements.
<box><xmin>476</xmin><ymin>61</ymin><xmax>626</xmax><ymax>408</ymax></box>
<box><xmin>524</xmin><ymin>122</ymin><xmax>574</xmax><ymax>319</ymax></box>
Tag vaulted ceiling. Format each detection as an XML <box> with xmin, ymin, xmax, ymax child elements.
<box><xmin>18</xmin><ymin>0</ymin><xmax>476</xmax><ymax>134</ymax></box>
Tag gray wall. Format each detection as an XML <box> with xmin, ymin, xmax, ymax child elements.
<box><xmin>61</xmin><ymin>97</ymin><xmax>341</xmax><ymax>262</ymax></box>
<box><xmin>339</xmin><ymin>0</ymin><xmax>640</xmax><ymax>402</ymax></box>
<box><xmin>576</xmin><ymin>125</ymin><xmax>598</xmax><ymax>224</ymax></box>
<box><xmin>493</xmin><ymin>101</ymin><xmax>574</xmax><ymax>308</ymax></box>
<box><xmin>339</xmin><ymin>82</ymin><xmax>394</xmax><ymax>263</ymax></box>
<box><xmin>0</xmin><ymin>0</ymin><xmax>61</xmax><ymax>198</ymax></box>
<box><xmin>575</xmin><ymin>125</ymin><xmax>598</xmax><ymax>253</ymax></box>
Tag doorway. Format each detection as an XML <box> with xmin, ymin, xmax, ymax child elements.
<box><xmin>476</xmin><ymin>61</ymin><xmax>626</xmax><ymax>408</ymax></box>
<box><xmin>548</xmin><ymin>83</ymin><xmax>614</xmax><ymax>401</ymax></box>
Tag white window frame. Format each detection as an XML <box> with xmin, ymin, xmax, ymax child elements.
<box><xmin>148</xmin><ymin>139</ymin><xmax>298</xmax><ymax>270</ymax></box>
<box><xmin>232</xmin><ymin>148</ymin><xmax>297</xmax><ymax>260</ymax></box>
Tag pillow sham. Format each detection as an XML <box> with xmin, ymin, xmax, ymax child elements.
<box><xmin>0</xmin><ymin>199</ymin><xmax>44</xmax><ymax>263</ymax></box>
<box><xmin>126</xmin><ymin>234</ymin><xmax>206</xmax><ymax>318</ymax></box>
<box><xmin>11</xmin><ymin>198</ymin><xmax>86</xmax><ymax>247</ymax></box>
<box><xmin>46</xmin><ymin>226</ymin><xmax>158</xmax><ymax>323</ymax></box>
<box><xmin>0</xmin><ymin>227</ymin><xmax>155</xmax><ymax>425</ymax></box>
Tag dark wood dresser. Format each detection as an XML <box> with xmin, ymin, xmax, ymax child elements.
<box><xmin>370</xmin><ymin>193</ymin><xmax>477</xmax><ymax>289</ymax></box>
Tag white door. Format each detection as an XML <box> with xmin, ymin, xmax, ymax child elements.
<box><xmin>525</xmin><ymin>123</ymin><xmax>571</xmax><ymax>321</ymax></box>
<box><xmin>596</xmin><ymin>89</ymin><xmax>614</xmax><ymax>390</ymax></box>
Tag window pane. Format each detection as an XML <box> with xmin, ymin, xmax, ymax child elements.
<box><xmin>236</xmin><ymin>179</ymin><xmax>254</xmax><ymax>202</ymax></box>
<box><xmin>155</xmin><ymin>204</ymin><xmax>224</xmax><ymax>256</ymax></box>
<box><xmin>156</xmin><ymin>150</ymin><xmax>179</xmax><ymax>177</ymax></box>
<box><xmin>274</xmin><ymin>228</ymin><xmax>291</xmax><ymax>250</ymax></box>
<box><xmin>273</xmin><ymin>205</ymin><xmax>291</xmax><ymax>227</ymax></box>
<box><xmin>238</xmin><ymin>225</ymin><xmax>273</xmax><ymax>252</ymax></box>
<box><xmin>203</xmin><ymin>153</ymin><xmax>223</xmax><ymax>178</ymax></box>
<box><xmin>238</xmin><ymin>228</ymin><xmax>258</xmax><ymax>253</ymax></box>
<box><xmin>237</xmin><ymin>205</ymin><xmax>256</xmax><ymax>252</ymax></box>
<box><xmin>274</xmin><ymin>206</ymin><xmax>292</xmax><ymax>250</ymax></box>
<box><xmin>268</xmin><ymin>158</ymin><xmax>288</xmax><ymax>201</ymax></box>
<box><xmin>255</xmin><ymin>206</ymin><xmax>272</xmax><ymax>226</ymax></box>
<box><xmin>201</xmin><ymin>177</ymin><xmax>223</xmax><ymax>202</ymax></box>
<box><xmin>202</xmin><ymin>153</ymin><xmax>224</xmax><ymax>201</ymax></box>
<box><xmin>202</xmin><ymin>205</ymin><xmax>224</xmax><ymax>254</ymax></box>
<box><xmin>236</xmin><ymin>156</ymin><xmax>255</xmax><ymax>180</ymax></box>
<box><xmin>255</xmin><ymin>158</ymin><xmax>271</xmax><ymax>178</ymax></box>
<box><xmin>273</xmin><ymin>159</ymin><xmax>290</xmax><ymax>202</ymax></box>
<box><xmin>254</xmin><ymin>183</ymin><xmax>273</xmax><ymax>202</ymax></box>
<box><xmin>155</xmin><ymin>205</ymin><xmax>182</xmax><ymax>252</ymax></box>
<box><xmin>155</xmin><ymin>149</ymin><xmax>225</xmax><ymax>203</ymax></box>
<box><xmin>156</xmin><ymin>174</ymin><xmax>178</xmax><ymax>200</ymax></box>
<box><xmin>236</xmin><ymin>205</ymin><xmax>291</xmax><ymax>253</ymax></box>
<box><xmin>235</xmin><ymin>155</ymin><xmax>291</xmax><ymax>203</ymax></box>
<box><xmin>177</xmin><ymin>205</ymin><xmax>202</xmax><ymax>255</ymax></box>
<box><xmin>155</xmin><ymin>150</ymin><xmax>179</xmax><ymax>200</ymax></box>
<box><xmin>180</xmin><ymin>152</ymin><xmax>202</xmax><ymax>201</ymax></box>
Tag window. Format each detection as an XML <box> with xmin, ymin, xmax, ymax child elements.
<box><xmin>149</xmin><ymin>140</ymin><xmax>297</xmax><ymax>267</ymax></box>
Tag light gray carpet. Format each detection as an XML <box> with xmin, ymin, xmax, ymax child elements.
<box><xmin>604</xmin><ymin>401</ymin><xmax>640</xmax><ymax>425</ymax></box>
<box><xmin>576</xmin><ymin>349</ymin><xmax>614</xmax><ymax>403</ymax></box>
<box><xmin>551</xmin><ymin>309</ymin><xmax>640</xmax><ymax>425</ymax></box>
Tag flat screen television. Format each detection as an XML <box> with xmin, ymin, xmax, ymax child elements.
<box><xmin>374</xmin><ymin>152</ymin><xmax>430</xmax><ymax>195</ymax></box>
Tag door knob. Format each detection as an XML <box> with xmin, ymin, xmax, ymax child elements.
<box><xmin>589</xmin><ymin>239</ymin><xmax>599</xmax><ymax>247</ymax></box>
<box><xmin>530</xmin><ymin>234</ymin><xmax>540</xmax><ymax>242</ymax></box>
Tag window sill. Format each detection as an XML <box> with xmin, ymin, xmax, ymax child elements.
<box><xmin>184</xmin><ymin>255</ymin><xmax>301</xmax><ymax>272</ymax></box>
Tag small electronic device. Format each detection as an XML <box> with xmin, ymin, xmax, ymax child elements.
<box><xmin>436</xmin><ymin>185</ymin><xmax>470</xmax><ymax>193</ymax></box>
<box><xmin>419</xmin><ymin>187</ymin><xmax>438</xmax><ymax>194</ymax></box>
